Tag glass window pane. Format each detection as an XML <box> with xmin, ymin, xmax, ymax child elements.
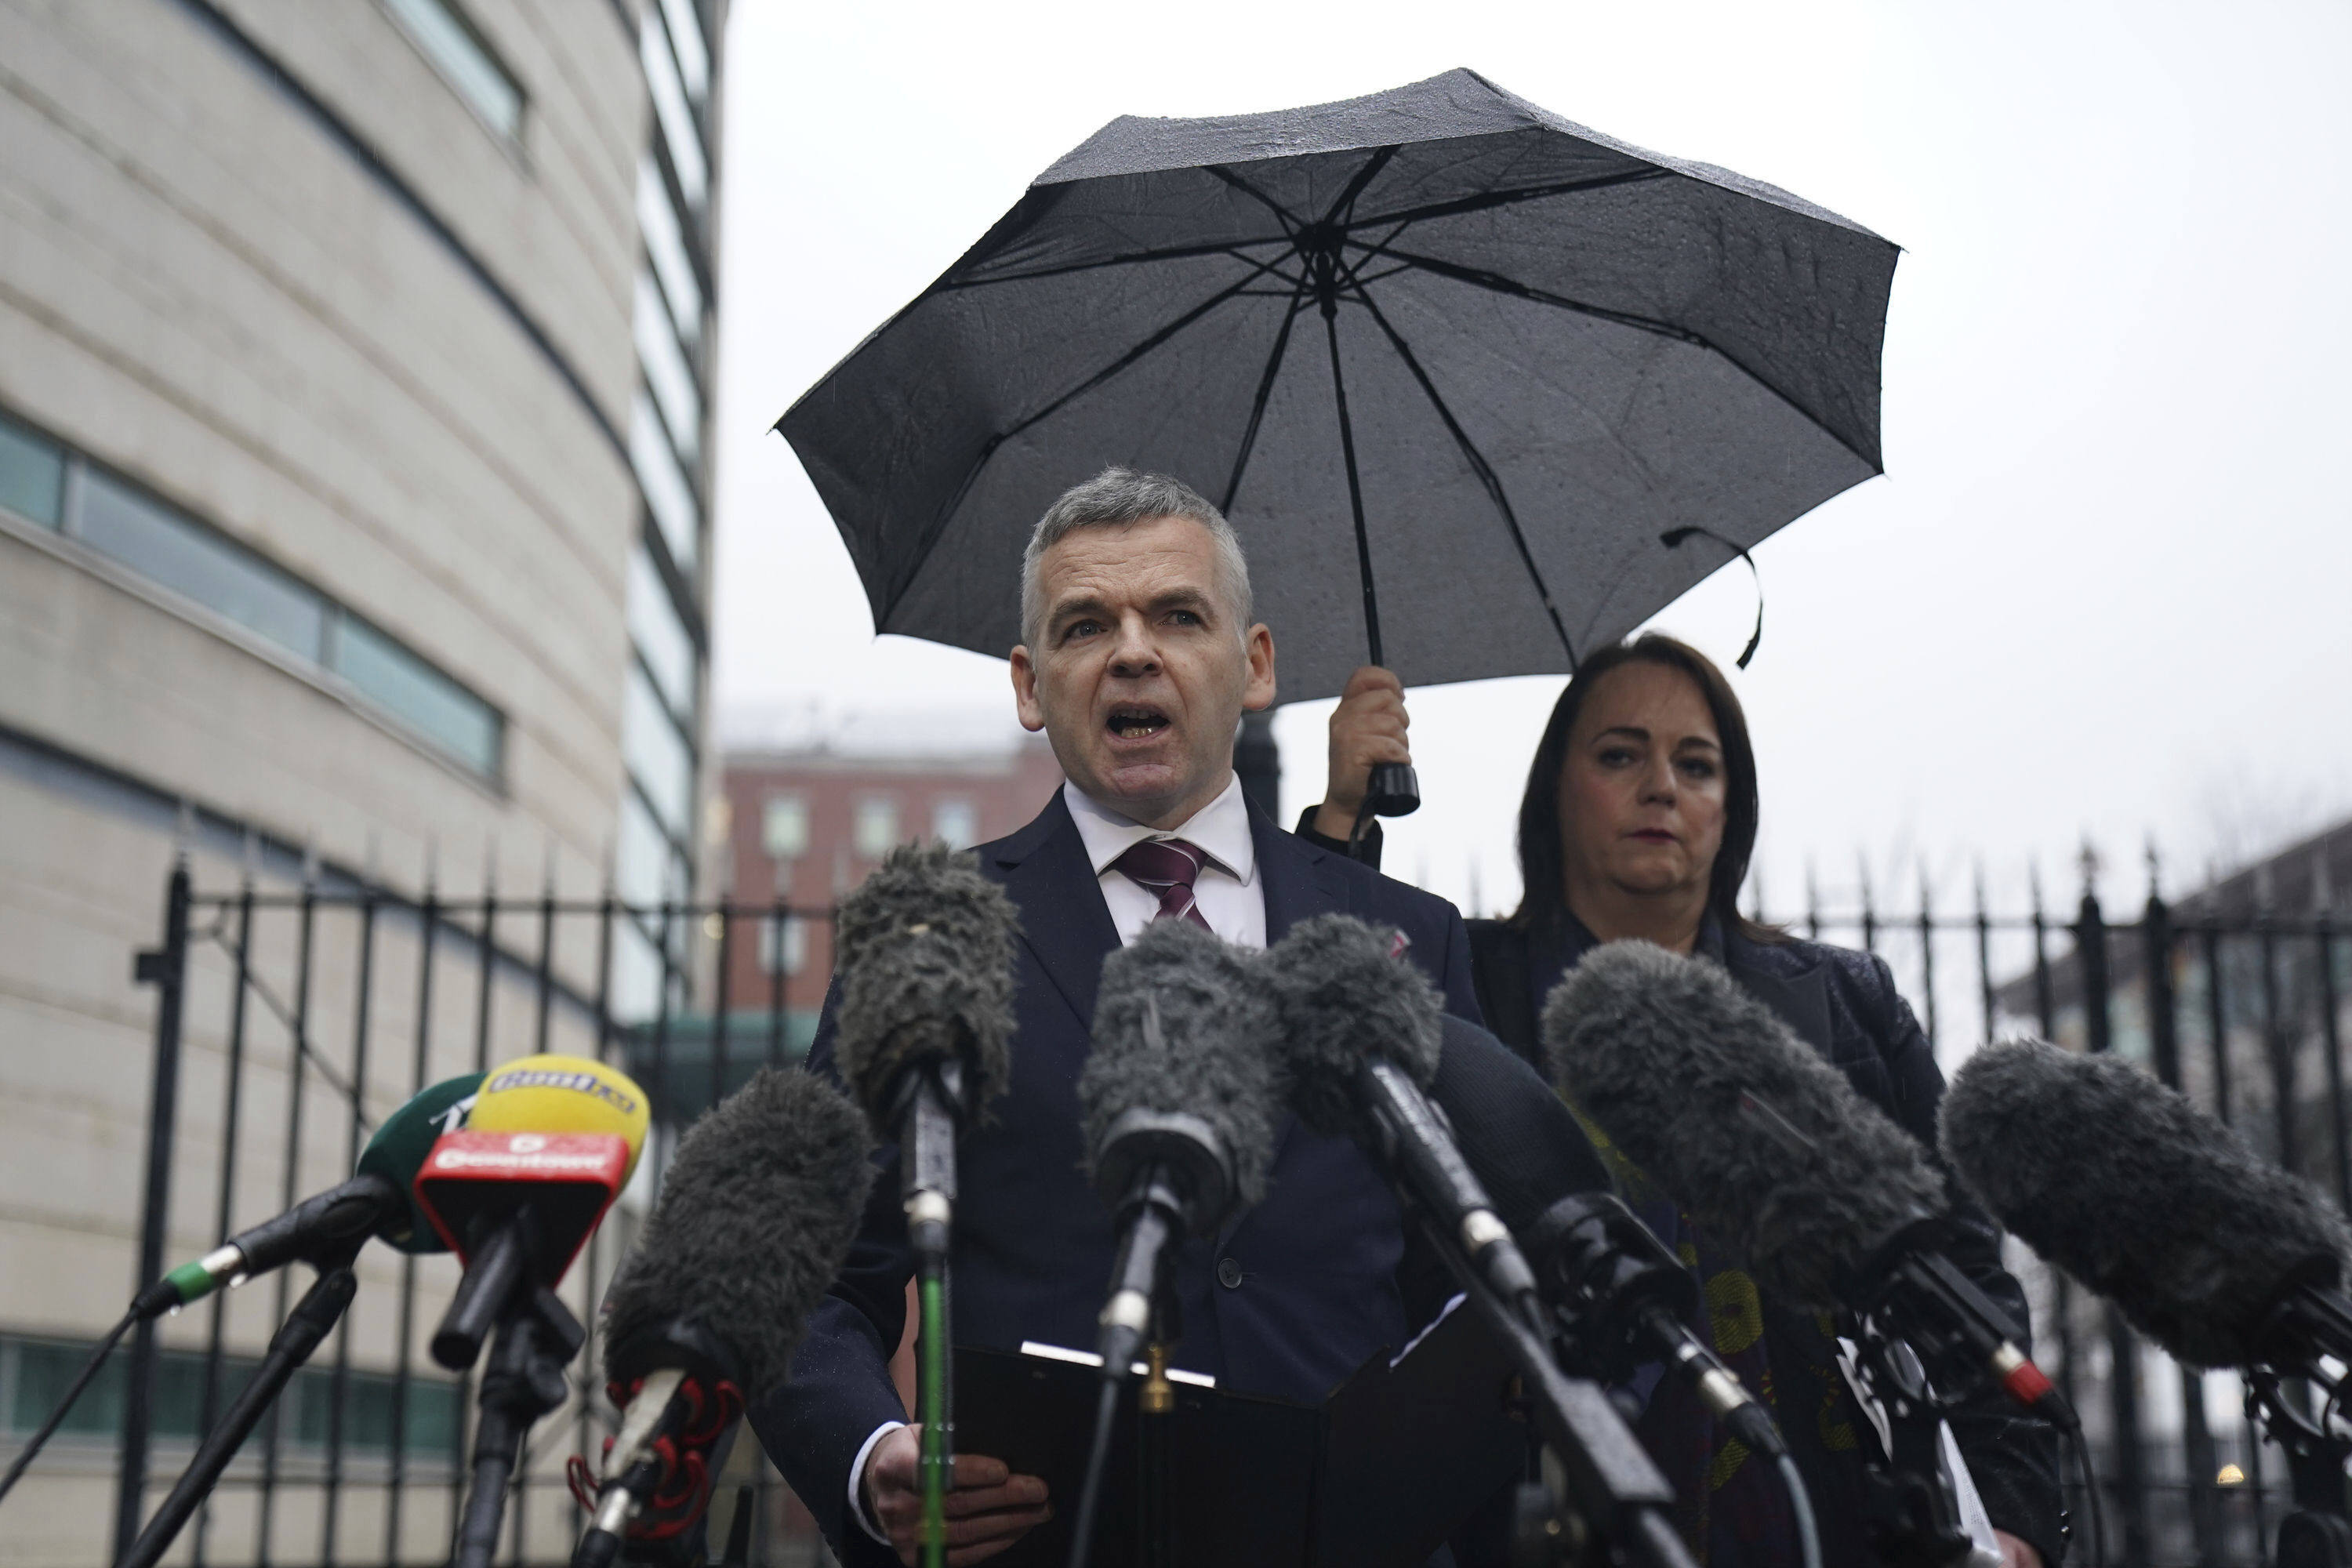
<box><xmin>78</xmin><ymin>469</ymin><xmax>325</xmax><ymax>660</ymax></box>
<box><xmin>626</xmin><ymin>545</ymin><xmax>695</xmax><ymax>720</ymax></box>
<box><xmin>11</xmin><ymin>1338</ymin><xmax>125</xmax><ymax>1436</ymax></box>
<box><xmin>637</xmin><ymin>155</ymin><xmax>702</xmax><ymax>349</ymax></box>
<box><xmin>762</xmin><ymin>792</ymin><xmax>809</xmax><ymax>860</ymax></box>
<box><xmin>639</xmin><ymin>13</ymin><xmax>707</xmax><ymax>211</ymax></box>
<box><xmin>634</xmin><ymin>274</ymin><xmax>701</xmax><ymax>465</ymax></box>
<box><xmin>385</xmin><ymin>0</ymin><xmax>523</xmax><ymax>138</ymax></box>
<box><xmin>630</xmin><ymin>389</ymin><xmax>699</xmax><ymax>572</ymax></box>
<box><xmin>623</xmin><ymin>663</ymin><xmax>694</xmax><ymax>841</ymax></box>
<box><xmin>0</xmin><ymin>413</ymin><xmax>64</xmax><ymax>528</ymax></box>
<box><xmin>616</xmin><ymin>788</ymin><xmax>673</xmax><ymax>910</ymax></box>
<box><xmin>934</xmin><ymin>797</ymin><xmax>978</xmax><ymax>851</ymax></box>
<box><xmin>333</xmin><ymin>614</ymin><xmax>503</xmax><ymax>779</ymax></box>
<box><xmin>853</xmin><ymin>794</ymin><xmax>900</xmax><ymax>858</ymax></box>
<box><xmin>657</xmin><ymin>0</ymin><xmax>710</xmax><ymax>105</ymax></box>
<box><xmin>761</xmin><ymin>913</ymin><xmax>808</xmax><ymax>975</ymax></box>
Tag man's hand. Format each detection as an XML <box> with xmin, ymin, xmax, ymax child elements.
<box><xmin>1992</xmin><ymin>1530</ymin><xmax>2042</xmax><ymax>1568</ymax></box>
<box><xmin>862</xmin><ymin>1425</ymin><xmax>1050</xmax><ymax>1566</ymax></box>
<box><xmin>1312</xmin><ymin>665</ymin><xmax>1410</xmax><ymax>840</ymax></box>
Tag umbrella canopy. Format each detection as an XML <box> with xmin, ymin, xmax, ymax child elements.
<box><xmin>782</xmin><ymin>68</ymin><xmax>1896</xmax><ymax>702</ymax></box>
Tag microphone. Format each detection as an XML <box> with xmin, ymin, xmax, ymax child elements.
<box><xmin>1261</xmin><ymin>914</ymin><xmax>1543</xmax><ymax>1319</ymax></box>
<box><xmin>1544</xmin><ymin>941</ymin><xmax>2072</xmax><ymax>1428</ymax></box>
<box><xmin>1080</xmin><ymin>920</ymin><xmax>1283</xmax><ymax>1383</ymax></box>
<box><xmin>832</xmin><ymin>842</ymin><xmax>1017</xmax><ymax>1258</ymax></box>
<box><xmin>133</xmin><ymin>1072</ymin><xmax>481</xmax><ymax>1319</ymax></box>
<box><xmin>1943</xmin><ymin>1036</ymin><xmax>2352</xmax><ymax>1374</ymax></box>
<box><xmin>418</xmin><ymin>1053</ymin><xmax>648</xmax><ymax>1370</ymax></box>
<box><xmin>571</xmin><ymin>1068</ymin><xmax>874</xmax><ymax>1567</ymax></box>
<box><xmin>420</xmin><ymin>1054</ymin><xmax>649</xmax><ymax>1568</ymax></box>
<box><xmin>831</xmin><ymin>842</ymin><xmax>1017</xmax><ymax>1567</ymax></box>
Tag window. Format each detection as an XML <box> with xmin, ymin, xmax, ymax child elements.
<box><xmin>639</xmin><ymin>12</ymin><xmax>708</xmax><ymax>212</ymax></box>
<box><xmin>0</xmin><ymin>412</ymin><xmax>63</xmax><ymax>528</ymax></box>
<box><xmin>763</xmin><ymin>792</ymin><xmax>809</xmax><ymax>861</ymax></box>
<box><xmin>629</xmin><ymin>390</ymin><xmax>699</xmax><ymax>574</ymax></box>
<box><xmin>1</xmin><ymin>407</ymin><xmax>508</xmax><ymax>783</ymax></box>
<box><xmin>626</xmin><ymin>545</ymin><xmax>695</xmax><ymax>720</ymax></box>
<box><xmin>853</xmin><ymin>794</ymin><xmax>900</xmax><ymax>858</ymax></box>
<box><xmin>2</xmin><ymin>1332</ymin><xmax>458</xmax><ymax>1457</ymax></box>
<box><xmin>637</xmin><ymin>157</ymin><xmax>702</xmax><ymax>350</ymax></box>
<box><xmin>616</xmin><ymin>788</ymin><xmax>679</xmax><ymax>909</ymax></box>
<box><xmin>333</xmin><ymin>614</ymin><xmax>503</xmax><ymax>777</ymax></box>
<box><xmin>634</xmin><ymin>274</ymin><xmax>702</xmax><ymax>465</ymax></box>
<box><xmin>760</xmin><ymin>913</ymin><xmax>808</xmax><ymax>976</ymax></box>
<box><xmin>623</xmin><ymin>663</ymin><xmax>695</xmax><ymax>843</ymax></box>
<box><xmin>79</xmin><ymin>469</ymin><xmax>326</xmax><ymax>661</ymax></box>
<box><xmin>383</xmin><ymin>0</ymin><xmax>523</xmax><ymax>140</ymax></box>
<box><xmin>934</xmin><ymin>796</ymin><xmax>978</xmax><ymax>851</ymax></box>
<box><xmin>657</xmin><ymin>0</ymin><xmax>710</xmax><ymax>106</ymax></box>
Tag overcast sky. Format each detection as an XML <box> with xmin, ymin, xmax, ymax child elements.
<box><xmin>707</xmin><ymin>0</ymin><xmax>2351</xmax><ymax>928</ymax></box>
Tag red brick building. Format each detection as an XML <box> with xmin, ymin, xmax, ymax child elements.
<box><xmin>714</xmin><ymin>717</ymin><xmax>1065</xmax><ymax>1030</ymax></box>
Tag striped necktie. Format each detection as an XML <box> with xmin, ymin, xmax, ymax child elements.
<box><xmin>1111</xmin><ymin>838</ymin><xmax>1214</xmax><ymax>933</ymax></box>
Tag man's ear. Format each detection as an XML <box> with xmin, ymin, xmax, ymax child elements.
<box><xmin>1241</xmin><ymin>624</ymin><xmax>1277</xmax><ymax>713</ymax></box>
<box><xmin>1010</xmin><ymin>645</ymin><xmax>1048</xmax><ymax>732</ymax></box>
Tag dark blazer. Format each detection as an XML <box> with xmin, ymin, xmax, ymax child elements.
<box><xmin>750</xmin><ymin>789</ymin><xmax>1483</xmax><ymax>1562</ymax></box>
<box><xmin>1466</xmin><ymin>914</ymin><xmax>2067</xmax><ymax>1568</ymax></box>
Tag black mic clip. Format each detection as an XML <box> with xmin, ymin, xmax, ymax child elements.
<box><xmin>890</xmin><ymin>1054</ymin><xmax>970</xmax><ymax>1266</ymax></box>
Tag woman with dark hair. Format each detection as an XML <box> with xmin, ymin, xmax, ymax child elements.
<box><xmin>1303</xmin><ymin>641</ymin><xmax>2063</xmax><ymax>1568</ymax></box>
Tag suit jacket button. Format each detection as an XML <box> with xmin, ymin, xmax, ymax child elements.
<box><xmin>1217</xmin><ymin>1257</ymin><xmax>1243</xmax><ymax>1290</ymax></box>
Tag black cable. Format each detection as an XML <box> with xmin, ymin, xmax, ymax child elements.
<box><xmin>1065</xmin><ymin>1376</ymin><xmax>1122</xmax><ymax>1568</ymax></box>
<box><xmin>1772</xmin><ymin>1453</ymin><xmax>1823</xmax><ymax>1568</ymax></box>
<box><xmin>0</xmin><ymin>1306</ymin><xmax>136</xmax><ymax>1507</ymax></box>
<box><xmin>2067</xmin><ymin>1421</ymin><xmax>2107</xmax><ymax>1568</ymax></box>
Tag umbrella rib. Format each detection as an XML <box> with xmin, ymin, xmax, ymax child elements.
<box><xmin>1345</xmin><ymin>279</ymin><xmax>1579</xmax><ymax>671</ymax></box>
<box><xmin>936</xmin><ymin>236</ymin><xmax>1298</xmax><ymax>291</ymax></box>
<box><xmin>1343</xmin><ymin>167</ymin><xmax>1671</xmax><ymax>233</ymax></box>
<box><xmin>1206</xmin><ymin>165</ymin><xmax>1305</xmax><ymax>234</ymax></box>
<box><xmin>880</xmin><ymin>256</ymin><xmax>1292</xmax><ymax>624</ymax></box>
<box><xmin>1320</xmin><ymin>146</ymin><xmax>1399</xmax><ymax>228</ymax></box>
<box><xmin>1219</xmin><ymin>280</ymin><xmax>1313</xmax><ymax>514</ymax></box>
<box><xmin>1351</xmin><ymin>238</ymin><xmax>1710</xmax><ymax>346</ymax></box>
<box><xmin>1351</xmin><ymin>238</ymin><xmax>1882</xmax><ymax>472</ymax></box>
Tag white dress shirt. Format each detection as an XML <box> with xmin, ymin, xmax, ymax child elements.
<box><xmin>1063</xmin><ymin>773</ymin><xmax>1267</xmax><ymax>949</ymax></box>
<box><xmin>847</xmin><ymin>773</ymin><xmax>1269</xmax><ymax>1540</ymax></box>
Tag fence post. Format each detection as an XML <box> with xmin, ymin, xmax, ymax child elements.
<box><xmin>2147</xmin><ymin>869</ymin><xmax>2222</xmax><ymax>1564</ymax></box>
<box><xmin>118</xmin><ymin>855</ymin><xmax>192</xmax><ymax>1561</ymax></box>
<box><xmin>2079</xmin><ymin>877</ymin><xmax>2152</xmax><ymax>1563</ymax></box>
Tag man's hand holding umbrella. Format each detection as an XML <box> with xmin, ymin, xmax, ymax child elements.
<box><xmin>1312</xmin><ymin>666</ymin><xmax>1414</xmax><ymax>845</ymax></box>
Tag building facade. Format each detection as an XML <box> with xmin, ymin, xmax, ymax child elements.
<box><xmin>717</xmin><ymin>723</ymin><xmax>1066</xmax><ymax>1025</ymax></box>
<box><xmin>0</xmin><ymin>0</ymin><xmax>724</xmax><ymax>1559</ymax></box>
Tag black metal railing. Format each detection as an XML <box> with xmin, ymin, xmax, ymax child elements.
<box><xmin>80</xmin><ymin>855</ymin><xmax>838</xmax><ymax>1566</ymax></box>
<box><xmin>42</xmin><ymin>851</ymin><xmax>2352</xmax><ymax>1566</ymax></box>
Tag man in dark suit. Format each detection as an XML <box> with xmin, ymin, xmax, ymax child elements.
<box><xmin>750</xmin><ymin>468</ymin><xmax>1484</xmax><ymax>1566</ymax></box>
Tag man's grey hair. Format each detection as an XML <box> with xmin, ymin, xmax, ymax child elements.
<box><xmin>1019</xmin><ymin>468</ymin><xmax>1254</xmax><ymax>648</ymax></box>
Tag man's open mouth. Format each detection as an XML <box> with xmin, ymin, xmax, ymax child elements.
<box><xmin>1106</xmin><ymin>706</ymin><xmax>1171</xmax><ymax>739</ymax></box>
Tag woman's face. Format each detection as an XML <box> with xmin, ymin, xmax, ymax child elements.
<box><xmin>1556</xmin><ymin>660</ymin><xmax>1730</xmax><ymax>904</ymax></box>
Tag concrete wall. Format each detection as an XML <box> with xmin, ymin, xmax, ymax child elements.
<box><xmin>0</xmin><ymin>1</ymin><xmax>673</xmax><ymax>1558</ymax></box>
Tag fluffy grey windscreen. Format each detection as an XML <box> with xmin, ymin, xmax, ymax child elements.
<box><xmin>1944</xmin><ymin>1037</ymin><xmax>2352</xmax><ymax>1368</ymax></box>
<box><xmin>1260</xmin><ymin>914</ymin><xmax>1443</xmax><ymax>1138</ymax></box>
<box><xmin>1080</xmin><ymin>920</ymin><xmax>1285</xmax><ymax>1212</ymax></box>
<box><xmin>601</xmin><ymin>1069</ymin><xmax>875</xmax><ymax>1399</ymax></box>
<box><xmin>832</xmin><ymin>842</ymin><xmax>1018</xmax><ymax>1122</ymax></box>
<box><xmin>1544</xmin><ymin>940</ymin><xmax>1943</xmax><ymax>1311</ymax></box>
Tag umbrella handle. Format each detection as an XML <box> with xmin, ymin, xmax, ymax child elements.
<box><xmin>1363</xmin><ymin>760</ymin><xmax>1421</xmax><ymax>818</ymax></box>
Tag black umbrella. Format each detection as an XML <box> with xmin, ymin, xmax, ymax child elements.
<box><xmin>782</xmin><ymin>69</ymin><xmax>1895</xmax><ymax>808</ymax></box>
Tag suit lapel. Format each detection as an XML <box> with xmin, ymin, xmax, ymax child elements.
<box><xmin>1254</xmin><ymin>800</ymin><xmax>1350</xmax><ymax>943</ymax></box>
<box><xmin>990</xmin><ymin>792</ymin><xmax>1120</xmax><ymax>1031</ymax></box>
<box><xmin>1723</xmin><ymin>931</ymin><xmax>1835</xmax><ymax>1059</ymax></box>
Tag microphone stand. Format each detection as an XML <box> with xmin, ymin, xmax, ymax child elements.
<box><xmin>115</xmin><ymin>1243</ymin><xmax>364</xmax><ymax>1568</ymax></box>
<box><xmin>1383</xmin><ymin>1172</ymin><xmax>1693</xmax><ymax>1568</ymax></box>
<box><xmin>452</xmin><ymin>1282</ymin><xmax>585</xmax><ymax>1568</ymax></box>
<box><xmin>895</xmin><ymin>1057</ymin><xmax>969</xmax><ymax>1568</ymax></box>
<box><xmin>2249</xmin><ymin>1287</ymin><xmax>2352</xmax><ymax>1568</ymax></box>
